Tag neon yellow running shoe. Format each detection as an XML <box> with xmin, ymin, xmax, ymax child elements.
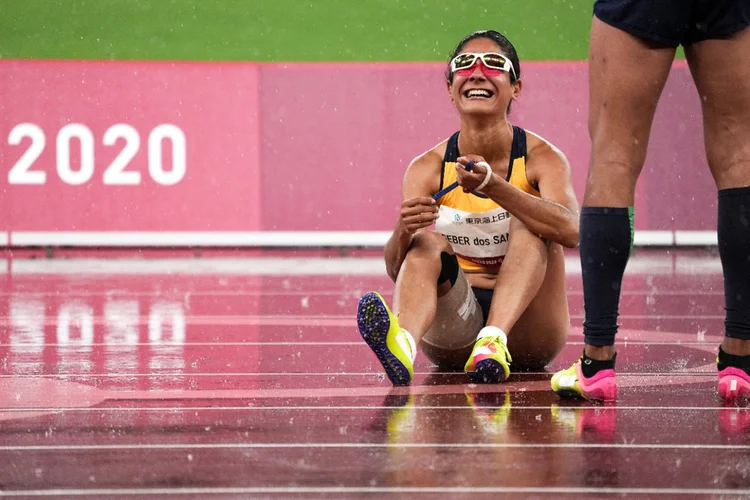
<box><xmin>464</xmin><ymin>335</ymin><xmax>512</xmax><ymax>383</ymax></box>
<box><xmin>357</xmin><ymin>292</ymin><xmax>416</xmax><ymax>386</ymax></box>
<box><xmin>551</xmin><ymin>358</ymin><xmax>617</xmax><ymax>402</ymax></box>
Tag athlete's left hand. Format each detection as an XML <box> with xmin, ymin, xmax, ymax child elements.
<box><xmin>456</xmin><ymin>155</ymin><xmax>494</xmax><ymax>193</ymax></box>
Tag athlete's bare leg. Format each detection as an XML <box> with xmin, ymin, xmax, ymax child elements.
<box><xmin>391</xmin><ymin>231</ymin><xmax>453</xmax><ymax>345</ymax></box>
<box><xmin>486</xmin><ymin>218</ymin><xmax>569</xmax><ymax>369</ymax></box>
<box><xmin>685</xmin><ymin>27</ymin><xmax>750</xmax><ymax>356</ymax></box>
<box><xmin>581</xmin><ymin>16</ymin><xmax>677</xmax><ymax>360</ymax></box>
<box><xmin>585</xmin><ymin>17</ymin><xmax>677</xmax><ymax>207</ymax></box>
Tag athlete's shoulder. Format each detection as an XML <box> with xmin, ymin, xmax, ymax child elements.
<box><xmin>523</xmin><ymin>129</ymin><xmax>569</xmax><ymax>163</ymax></box>
<box><xmin>401</xmin><ymin>137</ymin><xmax>451</xmax><ymax>196</ymax></box>
<box><xmin>407</xmin><ymin>137</ymin><xmax>449</xmax><ymax>171</ymax></box>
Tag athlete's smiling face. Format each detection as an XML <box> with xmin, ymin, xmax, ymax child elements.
<box><xmin>447</xmin><ymin>37</ymin><xmax>521</xmax><ymax>118</ymax></box>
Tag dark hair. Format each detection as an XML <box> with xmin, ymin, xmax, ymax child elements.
<box><xmin>445</xmin><ymin>30</ymin><xmax>521</xmax><ymax>84</ymax></box>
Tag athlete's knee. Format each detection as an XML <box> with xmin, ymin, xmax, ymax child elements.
<box><xmin>708</xmin><ymin>149</ymin><xmax>750</xmax><ymax>188</ymax></box>
<box><xmin>590</xmin><ymin>143</ymin><xmax>647</xmax><ymax>179</ymax></box>
<box><xmin>585</xmin><ymin>154</ymin><xmax>643</xmax><ymax>202</ymax></box>
<box><xmin>391</xmin><ymin>232</ymin><xmax>455</xmax><ymax>283</ymax></box>
<box><xmin>411</xmin><ymin>231</ymin><xmax>451</xmax><ymax>249</ymax></box>
<box><xmin>407</xmin><ymin>231</ymin><xmax>452</xmax><ymax>259</ymax></box>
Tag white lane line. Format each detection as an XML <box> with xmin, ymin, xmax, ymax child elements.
<box><xmin>0</xmin><ymin>314</ymin><xmax>727</xmax><ymax>321</ymax></box>
<box><xmin>8</xmin><ymin>255</ymin><xmax>388</xmax><ymax>274</ymax></box>
<box><xmin>0</xmin><ymin>486</ymin><xmax>746</xmax><ymax>496</ymax></box>
<box><xmin>0</xmin><ymin>341</ymin><xmax>720</xmax><ymax>347</ymax></box>
<box><xmin>0</xmin><ymin>342</ymin><xmax>365</xmax><ymax>347</ymax></box>
<box><xmin>8</xmin><ymin>231</ymin><xmax>394</xmax><ymax>248</ymax></box>
<box><xmin>0</xmin><ymin>443</ymin><xmax>747</xmax><ymax>451</ymax></box>
<box><xmin>0</xmin><ymin>405</ymin><xmax>730</xmax><ymax>412</ymax></box>
<box><xmin>3</xmin><ymin>251</ymin><xmax>725</xmax><ymax>275</ymax></box>
<box><xmin>0</xmin><ymin>372</ymin><xmax>717</xmax><ymax>377</ymax></box>
<box><xmin>0</xmin><ymin>289</ymin><xmax>726</xmax><ymax>297</ymax></box>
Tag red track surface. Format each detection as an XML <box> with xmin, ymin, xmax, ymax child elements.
<box><xmin>0</xmin><ymin>249</ymin><xmax>748</xmax><ymax>498</ymax></box>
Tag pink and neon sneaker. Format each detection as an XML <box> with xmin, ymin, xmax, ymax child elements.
<box><xmin>718</xmin><ymin>366</ymin><xmax>750</xmax><ymax>403</ymax></box>
<box><xmin>551</xmin><ymin>358</ymin><xmax>617</xmax><ymax>402</ymax></box>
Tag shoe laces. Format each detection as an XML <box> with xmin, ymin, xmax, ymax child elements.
<box><xmin>479</xmin><ymin>335</ymin><xmax>513</xmax><ymax>363</ymax></box>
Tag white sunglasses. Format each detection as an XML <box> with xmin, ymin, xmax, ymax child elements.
<box><xmin>450</xmin><ymin>52</ymin><xmax>516</xmax><ymax>79</ymax></box>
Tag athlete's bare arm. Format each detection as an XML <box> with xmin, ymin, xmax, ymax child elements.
<box><xmin>384</xmin><ymin>146</ymin><xmax>444</xmax><ymax>281</ymax></box>
<box><xmin>455</xmin><ymin>134</ymin><xmax>579</xmax><ymax>248</ymax></box>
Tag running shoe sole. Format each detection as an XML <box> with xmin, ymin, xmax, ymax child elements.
<box><xmin>467</xmin><ymin>358</ymin><xmax>507</xmax><ymax>384</ymax></box>
<box><xmin>357</xmin><ymin>292</ymin><xmax>411</xmax><ymax>386</ymax></box>
<box><xmin>553</xmin><ymin>386</ymin><xmax>583</xmax><ymax>399</ymax></box>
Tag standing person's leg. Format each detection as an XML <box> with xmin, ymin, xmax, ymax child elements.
<box><xmin>581</xmin><ymin>17</ymin><xmax>676</xmax><ymax>354</ymax></box>
<box><xmin>684</xmin><ymin>25</ymin><xmax>750</xmax><ymax>401</ymax></box>
<box><xmin>551</xmin><ymin>15</ymin><xmax>676</xmax><ymax>401</ymax></box>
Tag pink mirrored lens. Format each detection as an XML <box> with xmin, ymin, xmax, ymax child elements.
<box><xmin>455</xmin><ymin>62</ymin><xmax>502</xmax><ymax>77</ymax></box>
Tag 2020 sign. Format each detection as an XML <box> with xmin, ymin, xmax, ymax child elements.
<box><xmin>7</xmin><ymin>123</ymin><xmax>186</xmax><ymax>186</ymax></box>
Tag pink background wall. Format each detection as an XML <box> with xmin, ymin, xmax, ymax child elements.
<box><xmin>0</xmin><ymin>60</ymin><xmax>713</xmax><ymax>241</ymax></box>
<box><xmin>1</xmin><ymin>61</ymin><xmax>261</xmax><ymax>233</ymax></box>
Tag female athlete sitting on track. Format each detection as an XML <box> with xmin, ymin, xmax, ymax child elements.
<box><xmin>357</xmin><ymin>29</ymin><xmax>580</xmax><ymax>385</ymax></box>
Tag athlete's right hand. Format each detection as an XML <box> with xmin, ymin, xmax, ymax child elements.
<box><xmin>399</xmin><ymin>197</ymin><xmax>440</xmax><ymax>234</ymax></box>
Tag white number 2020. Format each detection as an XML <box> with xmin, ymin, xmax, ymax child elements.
<box><xmin>7</xmin><ymin>123</ymin><xmax>187</xmax><ymax>186</ymax></box>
